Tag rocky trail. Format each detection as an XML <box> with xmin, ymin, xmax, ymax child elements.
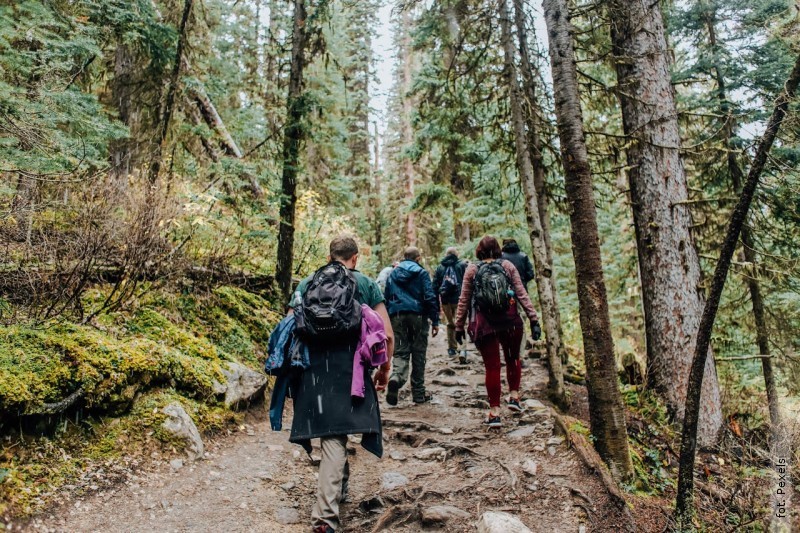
<box><xmin>25</xmin><ymin>334</ymin><xmax>633</xmax><ymax>532</ymax></box>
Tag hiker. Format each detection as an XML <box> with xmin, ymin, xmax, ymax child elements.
<box><xmin>501</xmin><ymin>238</ymin><xmax>535</xmax><ymax>293</ymax></box>
<box><xmin>384</xmin><ymin>246</ymin><xmax>440</xmax><ymax>406</ymax></box>
<box><xmin>454</xmin><ymin>235</ymin><xmax>542</xmax><ymax>428</ymax></box>
<box><xmin>376</xmin><ymin>261</ymin><xmax>398</xmax><ymax>292</ymax></box>
<box><xmin>282</xmin><ymin>234</ymin><xmax>394</xmax><ymax>533</ymax></box>
<box><xmin>432</xmin><ymin>247</ymin><xmax>468</xmax><ymax>357</ymax></box>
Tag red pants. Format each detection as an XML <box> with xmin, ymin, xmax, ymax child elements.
<box><xmin>475</xmin><ymin>327</ymin><xmax>523</xmax><ymax>408</ymax></box>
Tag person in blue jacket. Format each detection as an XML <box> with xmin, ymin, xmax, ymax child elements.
<box><xmin>383</xmin><ymin>246</ymin><xmax>439</xmax><ymax>405</ymax></box>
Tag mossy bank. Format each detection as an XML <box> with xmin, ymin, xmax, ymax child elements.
<box><xmin>0</xmin><ymin>285</ymin><xmax>280</xmax><ymax>519</ymax></box>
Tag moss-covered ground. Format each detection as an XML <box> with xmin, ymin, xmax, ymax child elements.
<box><xmin>0</xmin><ymin>285</ymin><xmax>280</xmax><ymax>519</ymax></box>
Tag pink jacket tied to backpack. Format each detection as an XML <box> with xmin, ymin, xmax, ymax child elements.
<box><xmin>352</xmin><ymin>304</ymin><xmax>388</xmax><ymax>398</ymax></box>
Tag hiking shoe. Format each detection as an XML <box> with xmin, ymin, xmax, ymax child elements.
<box><xmin>459</xmin><ymin>350</ymin><xmax>468</xmax><ymax>364</ymax></box>
<box><xmin>386</xmin><ymin>379</ymin><xmax>399</xmax><ymax>406</ymax></box>
<box><xmin>447</xmin><ymin>348</ymin><xmax>457</xmax><ymax>357</ymax></box>
<box><xmin>484</xmin><ymin>414</ymin><xmax>502</xmax><ymax>428</ymax></box>
<box><xmin>507</xmin><ymin>397</ymin><xmax>523</xmax><ymax>412</ymax></box>
<box><xmin>413</xmin><ymin>393</ymin><xmax>433</xmax><ymax>404</ymax></box>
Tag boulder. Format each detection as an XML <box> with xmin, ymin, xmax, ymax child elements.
<box><xmin>477</xmin><ymin>511</ymin><xmax>533</xmax><ymax>533</ymax></box>
<box><xmin>212</xmin><ymin>361</ymin><xmax>268</xmax><ymax>407</ymax></box>
<box><xmin>275</xmin><ymin>507</ymin><xmax>301</xmax><ymax>524</ymax></box>
<box><xmin>381</xmin><ymin>472</ymin><xmax>409</xmax><ymax>491</ymax></box>
<box><xmin>414</xmin><ymin>447</ymin><xmax>446</xmax><ymax>460</ymax></box>
<box><xmin>421</xmin><ymin>505</ymin><xmax>470</xmax><ymax>525</ymax></box>
<box><xmin>506</xmin><ymin>426</ymin><xmax>536</xmax><ymax>439</ymax></box>
<box><xmin>521</xmin><ymin>459</ymin><xmax>538</xmax><ymax>477</ymax></box>
<box><xmin>161</xmin><ymin>402</ymin><xmax>204</xmax><ymax>460</ymax></box>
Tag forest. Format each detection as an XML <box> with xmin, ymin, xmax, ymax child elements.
<box><xmin>0</xmin><ymin>0</ymin><xmax>799</xmax><ymax>530</ymax></box>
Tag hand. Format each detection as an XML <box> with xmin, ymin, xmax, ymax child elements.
<box><xmin>531</xmin><ymin>320</ymin><xmax>542</xmax><ymax>341</ymax></box>
<box><xmin>455</xmin><ymin>329</ymin><xmax>466</xmax><ymax>345</ymax></box>
<box><xmin>373</xmin><ymin>365</ymin><xmax>391</xmax><ymax>391</ymax></box>
<box><xmin>432</xmin><ymin>326</ymin><xmax>439</xmax><ymax>337</ymax></box>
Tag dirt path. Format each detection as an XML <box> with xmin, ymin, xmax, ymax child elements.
<box><xmin>28</xmin><ymin>333</ymin><xmax>629</xmax><ymax>532</ymax></box>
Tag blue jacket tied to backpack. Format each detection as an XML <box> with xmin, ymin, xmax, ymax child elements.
<box><xmin>265</xmin><ymin>313</ymin><xmax>310</xmax><ymax>431</ymax></box>
<box><xmin>384</xmin><ymin>260</ymin><xmax>440</xmax><ymax>326</ymax></box>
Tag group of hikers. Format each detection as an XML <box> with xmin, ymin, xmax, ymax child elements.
<box><xmin>266</xmin><ymin>234</ymin><xmax>541</xmax><ymax>533</ymax></box>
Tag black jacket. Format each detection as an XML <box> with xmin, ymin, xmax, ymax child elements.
<box><xmin>433</xmin><ymin>254</ymin><xmax>468</xmax><ymax>305</ymax></box>
<box><xmin>501</xmin><ymin>243</ymin><xmax>535</xmax><ymax>290</ymax></box>
<box><xmin>290</xmin><ymin>338</ymin><xmax>383</xmax><ymax>457</ymax></box>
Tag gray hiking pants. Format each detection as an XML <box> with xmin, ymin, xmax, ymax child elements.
<box><xmin>312</xmin><ymin>435</ymin><xmax>350</xmax><ymax>531</ymax></box>
<box><xmin>390</xmin><ymin>313</ymin><xmax>430</xmax><ymax>402</ymax></box>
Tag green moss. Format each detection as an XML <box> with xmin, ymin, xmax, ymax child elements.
<box><xmin>0</xmin><ymin>284</ymin><xmax>280</xmax><ymax>415</ymax></box>
<box><xmin>0</xmin><ymin>284</ymin><xmax>280</xmax><ymax>518</ymax></box>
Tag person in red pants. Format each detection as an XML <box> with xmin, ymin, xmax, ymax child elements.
<box><xmin>454</xmin><ymin>235</ymin><xmax>541</xmax><ymax>428</ymax></box>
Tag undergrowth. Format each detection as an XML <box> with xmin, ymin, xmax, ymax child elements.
<box><xmin>0</xmin><ymin>284</ymin><xmax>280</xmax><ymax>519</ymax></box>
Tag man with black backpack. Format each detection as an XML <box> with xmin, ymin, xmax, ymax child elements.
<box><xmin>432</xmin><ymin>247</ymin><xmax>468</xmax><ymax>357</ymax></box>
<box><xmin>287</xmin><ymin>235</ymin><xmax>394</xmax><ymax>533</ymax></box>
<box><xmin>384</xmin><ymin>246</ymin><xmax>440</xmax><ymax>406</ymax></box>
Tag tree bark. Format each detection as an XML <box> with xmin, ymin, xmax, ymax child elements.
<box><xmin>513</xmin><ymin>0</ymin><xmax>568</xmax><ymax>366</ymax></box>
<box><xmin>372</xmin><ymin>122</ymin><xmax>384</xmax><ymax>265</ymax></box>
<box><xmin>607</xmin><ymin>0</ymin><xmax>723</xmax><ymax>445</ymax></box>
<box><xmin>675</xmin><ymin>51</ymin><xmax>800</xmax><ymax>526</ymax></box>
<box><xmin>400</xmin><ymin>7</ymin><xmax>417</xmax><ymax>247</ymax></box>
<box><xmin>148</xmin><ymin>0</ymin><xmax>193</xmax><ymax>184</ymax></box>
<box><xmin>110</xmin><ymin>42</ymin><xmax>138</xmax><ymax>184</ymax></box>
<box><xmin>499</xmin><ymin>0</ymin><xmax>566</xmax><ymax>408</ymax></box>
<box><xmin>275</xmin><ymin>0</ymin><xmax>309</xmax><ymax>303</ymax></box>
<box><xmin>540</xmin><ymin>0</ymin><xmax>632</xmax><ymax>479</ymax></box>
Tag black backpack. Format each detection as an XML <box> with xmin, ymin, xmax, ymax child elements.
<box><xmin>473</xmin><ymin>260</ymin><xmax>512</xmax><ymax>317</ymax></box>
<box><xmin>294</xmin><ymin>261</ymin><xmax>362</xmax><ymax>342</ymax></box>
<box><xmin>439</xmin><ymin>264</ymin><xmax>461</xmax><ymax>298</ymax></box>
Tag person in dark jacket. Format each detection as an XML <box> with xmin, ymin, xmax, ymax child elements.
<box><xmin>501</xmin><ymin>239</ymin><xmax>535</xmax><ymax>293</ymax></box>
<box><xmin>432</xmin><ymin>247</ymin><xmax>468</xmax><ymax>356</ymax></box>
<box><xmin>384</xmin><ymin>246</ymin><xmax>439</xmax><ymax>405</ymax></box>
<box><xmin>288</xmin><ymin>235</ymin><xmax>395</xmax><ymax>533</ymax></box>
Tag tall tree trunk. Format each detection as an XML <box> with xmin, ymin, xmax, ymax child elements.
<box><xmin>372</xmin><ymin>122</ymin><xmax>384</xmax><ymax>265</ymax></box>
<box><xmin>400</xmin><ymin>7</ymin><xmax>417</xmax><ymax>247</ymax></box>
<box><xmin>11</xmin><ymin>174</ymin><xmax>36</xmax><ymax>244</ymax></box>
<box><xmin>498</xmin><ymin>0</ymin><xmax>566</xmax><ymax>408</ymax></box>
<box><xmin>675</xmin><ymin>52</ymin><xmax>800</xmax><ymax>527</ymax></box>
<box><xmin>275</xmin><ymin>0</ymin><xmax>309</xmax><ymax>303</ymax></box>
<box><xmin>540</xmin><ymin>0</ymin><xmax>632</xmax><ymax>479</ymax></box>
<box><xmin>513</xmin><ymin>0</ymin><xmax>568</xmax><ymax>365</ymax></box>
<box><xmin>148</xmin><ymin>0</ymin><xmax>193</xmax><ymax>184</ymax></box>
<box><xmin>703</xmin><ymin>11</ymin><xmax>782</xmax><ymax>431</ymax></box>
<box><xmin>607</xmin><ymin>0</ymin><xmax>723</xmax><ymax>445</ymax></box>
<box><xmin>263</xmin><ymin>0</ymin><xmax>283</xmax><ymax>129</ymax></box>
<box><xmin>110</xmin><ymin>42</ymin><xmax>138</xmax><ymax>184</ymax></box>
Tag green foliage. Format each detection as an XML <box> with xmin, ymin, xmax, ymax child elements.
<box><xmin>0</xmin><ymin>285</ymin><xmax>280</xmax><ymax>415</ymax></box>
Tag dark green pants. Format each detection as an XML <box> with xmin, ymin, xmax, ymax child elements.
<box><xmin>390</xmin><ymin>313</ymin><xmax>429</xmax><ymax>402</ymax></box>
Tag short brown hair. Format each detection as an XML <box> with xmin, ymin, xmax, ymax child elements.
<box><xmin>403</xmin><ymin>246</ymin><xmax>421</xmax><ymax>261</ymax></box>
<box><xmin>330</xmin><ymin>234</ymin><xmax>359</xmax><ymax>261</ymax></box>
<box><xmin>476</xmin><ymin>235</ymin><xmax>502</xmax><ymax>260</ymax></box>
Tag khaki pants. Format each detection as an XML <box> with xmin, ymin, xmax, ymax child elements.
<box><xmin>441</xmin><ymin>303</ymin><xmax>458</xmax><ymax>350</ymax></box>
<box><xmin>312</xmin><ymin>435</ymin><xmax>349</xmax><ymax>531</ymax></box>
